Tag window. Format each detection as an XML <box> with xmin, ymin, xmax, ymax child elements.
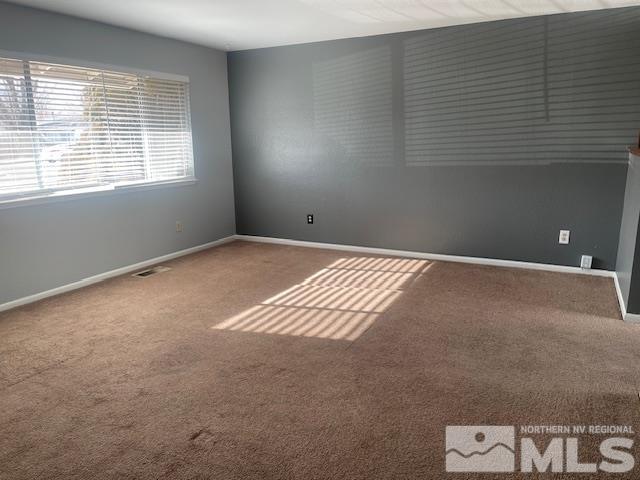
<box><xmin>0</xmin><ymin>55</ymin><xmax>194</xmax><ymax>204</ymax></box>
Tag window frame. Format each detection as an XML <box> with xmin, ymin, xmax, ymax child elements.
<box><xmin>0</xmin><ymin>49</ymin><xmax>196</xmax><ymax>209</ymax></box>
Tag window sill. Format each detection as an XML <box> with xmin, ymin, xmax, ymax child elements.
<box><xmin>0</xmin><ymin>178</ymin><xmax>198</xmax><ymax>210</ymax></box>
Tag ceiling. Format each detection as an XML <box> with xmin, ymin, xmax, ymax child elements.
<box><xmin>8</xmin><ymin>0</ymin><xmax>640</xmax><ymax>51</ymax></box>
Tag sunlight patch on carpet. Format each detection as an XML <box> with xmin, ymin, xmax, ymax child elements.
<box><xmin>212</xmin><ymin>256</ymin><xmax>432</xmax><ymax>341</ymax></box>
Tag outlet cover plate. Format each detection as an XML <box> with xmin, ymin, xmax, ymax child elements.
<box><xmin>559</xmin><ymin>230</ymin><xmax>570</xmax><ymax>245</ymax></box>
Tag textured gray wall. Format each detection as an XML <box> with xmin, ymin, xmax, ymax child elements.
<box><xmin>0</xmin><ymin>2</ymin><xmax>235</xmax><ymax>305</ymax></box>
<box><xmin>616</xmin><ymin>152</ymin><xmax>640</xmax><ymax>313</ymax></box>
<box><xmin>230</xmin><ymin>7</ymin><xmax>640</xmax><ymax>270</ymax></box>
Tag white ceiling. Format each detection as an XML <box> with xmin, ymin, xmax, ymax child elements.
<box><xmin>8</xmin><ymin>0</ymin><xmax>640</xmax><ymax>51</ymax></box>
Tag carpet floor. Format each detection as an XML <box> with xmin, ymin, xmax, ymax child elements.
<box><xmin>1</xmin><ymin>240</ymin><xmax>639</xmax><ymax>479</ymax></box>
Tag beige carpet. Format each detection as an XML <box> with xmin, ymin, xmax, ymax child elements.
<box><xmin>1</xmin><ymin>240</ymin><xmax>639</xmax><ymax>479</ymax></box>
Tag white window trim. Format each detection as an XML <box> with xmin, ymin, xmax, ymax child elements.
<box><xmin>0</xmin><ymin>178</ymin><xmax>197</xmax><ymax>210</ymax></box>
<box><xmin>0</xmin><ymin>49</ymin><xmax>190</xmax><ymax>83</ymax></box>
<box><xmin>0</xmin><ymin>49</ymin><xmax>196</xmax><ymax>209</ymax></box>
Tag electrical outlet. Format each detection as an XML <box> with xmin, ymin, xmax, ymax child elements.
<box><xmin>581</xmin><ymin>255</ymin><xmax>592</xmax><ymax>269</ymax></box>
<box><xmin>307</xmin><ymin>214</ymin><xmax>314</xmax><ymax>224</ymax></box>
<box><xmin>558</xmin><ymin>230</ymin><xmax>570</xmax><ymax>245</ymax></box>
<box><xmin>176</xmin><ymin>221</ymin><xmax>183</xmax><ymax>233</ymax></box>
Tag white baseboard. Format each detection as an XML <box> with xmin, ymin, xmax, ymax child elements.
<box><xmin>612</xmin><ymin>273</ymin><xmax>640</xmax><ymax>323</ymax></box>
<box><xmin>235</xmin><ymin>235</ymin><xmax>615</xmax><ymax>278</ymax></box>
<box><xmin>613</xmin><ymin>272</ymin><xmax>627</xmax><ymax>319</ymax></box>
<box><xmin>2</xmin><ymin>233</ymin><xmax>631</xmax><ymax>322</ymax></box>
<box><xmin>624</xmin><ymin>313</ymin><xmax>640</xmax><ymax>323</ymax></box>
<box><xmin>0</xmin><ymin>235</ymin><xmax>235</xmax><ymax>313</ymax></box>
<box><xmin>238</xmin><ymin>235</ymin><xmax>636</xmax><ymax>322</ymax></box>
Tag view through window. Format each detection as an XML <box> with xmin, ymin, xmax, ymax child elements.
<box><xmin>0</xmin><ymin>56</ymin><xmax>194</xmax><ymax>202</ymax></box>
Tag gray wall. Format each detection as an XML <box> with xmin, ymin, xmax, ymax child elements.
<box><xmin>230</xmin><ymin>7</ymin><xmax>640</xmax><ymax>270</ymax></box>
<box><xmin>0</xmin><ymin>2</ymin><xmax>235</xmax><ymax>305</ymax></box>
<box><xmin>616</xmin><ymin>152</ymin><xmax>640</xmax><ymax>313</ymax></box>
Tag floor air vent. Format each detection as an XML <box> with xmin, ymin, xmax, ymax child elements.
<box><xmin>132</xmin><ymin>266</ymin><xmax>171</xmax><ymax>278</ymax></box>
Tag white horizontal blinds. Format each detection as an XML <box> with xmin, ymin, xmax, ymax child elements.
<box><xmin>142</xmin><ymin>77</ymin><xmax>194</xmax><ymax>180</ymax></box>
<box><xmin>0</xmin><ymin>56</ymin><xmax>193</xmax><ymax>199</ymax></box>
<box><xmin>0</xmin><ymin>58</ymin><xmax>40</xmax><ymax>195</ymax></box>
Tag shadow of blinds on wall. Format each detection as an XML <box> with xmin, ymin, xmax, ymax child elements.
<box><xmin>403</xmin><ymin>9</ymin><xmax>640</xmax><ymax>167</ymax></box>
<box><xmin>312</xmin><ymin>46</ymin><xmax>394</xmax><ymax>166</ymax></box>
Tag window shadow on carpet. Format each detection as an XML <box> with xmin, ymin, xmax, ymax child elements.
<box><xmin>212</xmin><ymin>256</ymin><xmax>432</xmax><ymax>341</ymax></box>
